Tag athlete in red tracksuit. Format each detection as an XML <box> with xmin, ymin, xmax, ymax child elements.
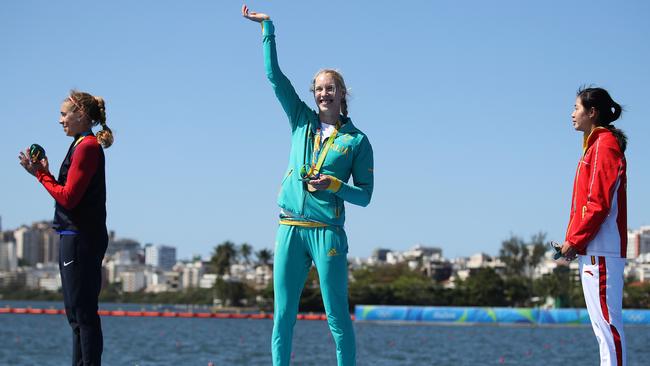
<box><xmin>561</xmin><ymin>87</ymin><xmax>627</xmax><ymax>366</ymax></box>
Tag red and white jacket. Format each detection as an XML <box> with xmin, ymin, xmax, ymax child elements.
<box><xmin>565</xmin><ymin>127</ymin><xmax>627</xmax><ymax>258</ymax></box>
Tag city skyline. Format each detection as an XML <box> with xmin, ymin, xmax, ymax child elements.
<box><xmin>3</xmin><ymin>218</ymin><xmax>650</xmax><ymax>297</ymax></box>
<box><xmin>2</xmin><ymin>217</ymin><xmax>650</xmax><ymax>263</ymax></box>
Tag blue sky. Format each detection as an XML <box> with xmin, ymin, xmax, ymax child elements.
<box><xmin>1</xmin><ymin>1</ymin><xmax>649</xmax><ymax>260</ymax></box>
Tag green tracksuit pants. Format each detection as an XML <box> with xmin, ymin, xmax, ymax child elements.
<box><xmin>272</xmin><ymin>223</ymin><xmax>355</xmax><ymax>366</ymax></box>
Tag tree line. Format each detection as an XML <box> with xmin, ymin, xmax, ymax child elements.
<box><xmin>4</xmin><ymin>234</ymin><xmax>650</xmax><ymax>309</ymax></box>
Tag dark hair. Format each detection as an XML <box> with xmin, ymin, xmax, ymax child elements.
<box><xmin>577</xmin><ymin>86</ymin><xmax>627</xmax><ymax>152</ymax></box>
<box><xmin>67</xmin><ymin>90</ymin><xmax>113</xmax><ymax>148</ymax></box>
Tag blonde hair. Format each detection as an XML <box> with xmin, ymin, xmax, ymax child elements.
<box><xmin>310</xmin><ymin>69</ymin><xmax>349</xmax><ymax>117</ymax></box>
<box><xmin>67</xmin><ymin>90</ymin><xmax>114</xmax><ymax>148</ymax></box>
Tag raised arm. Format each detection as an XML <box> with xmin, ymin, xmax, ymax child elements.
<box><xmin>242</xmin><ymin>5</ymin><xmax>309</xmax><ymax>131</ymax></box>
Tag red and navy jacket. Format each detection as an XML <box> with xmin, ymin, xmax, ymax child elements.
<box><xmin>36</xmin><ymin>134</ymin><xmax>106</xmax><ymax>232</ymax></box>
<box><xmin>565</xmin><ymin>127</ymin><xmax>627</xmax><ymax>258</ymax></box>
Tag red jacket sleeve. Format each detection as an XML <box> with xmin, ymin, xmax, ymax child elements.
<box><xmin>567</xmin><ymin>140</ymin><xmax>624</xmax><ymax>251</ymax></box>
<box><xmin>36</xmin><ymin>139</ymin><xmax>100</xmax><ymax>210</ymax></box>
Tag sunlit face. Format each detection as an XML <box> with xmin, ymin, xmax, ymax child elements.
<box><xmin>59</xmin><ymin>101</ymin><xmax>90</xmax><ymax>137</ymax></box>
<box><xmin>313</xmin><ymin>73</ymin><xmax>343</xmax><ymax>115</ymax></box>
<box><xmin>571</xmin><ymin>97</ymin><xmax>596</xmax><ymax>133</ymax></box>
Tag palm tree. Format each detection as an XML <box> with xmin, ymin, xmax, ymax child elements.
<box><xmin>240</xmin><ymin>243</ymin><xmax>252</xmax><ymax>265</ymax></box>
<box><xmin>210</xmin><ymin>241</ymin><xmax>236</xmax><ymax>275</ymax></box>
<box><xmin>256</xmin><ymin>248</ymin><xmax>273</xmax><ymax>268</ymax></box>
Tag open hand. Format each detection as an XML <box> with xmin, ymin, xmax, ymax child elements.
<box><xmin>18</xmin><ymin>147</ymin><xmax>49</xmax><ymax>177</ymax></box>
<box><xmin>242</xmin><ymin>4</ymin><xmax>270</xmax><ymax>23</ymax></box>
<box><xmin>308</xmin><ymin>174</ymin><xmax>333</xmax><ymax>191</ymax></box>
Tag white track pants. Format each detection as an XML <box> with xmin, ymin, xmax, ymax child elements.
<box><xmin>579</xmin><ymin>255</ymin><xmax>626</xmax><ymax>366</ymax></box>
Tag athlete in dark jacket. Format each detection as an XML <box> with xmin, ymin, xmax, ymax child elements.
<box><xmin>19</xmin><ymin>90</ymin><xmax>114</xmax><ymax>366</ymax></box>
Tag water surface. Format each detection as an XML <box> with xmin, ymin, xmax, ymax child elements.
<box><xmin>1</xmin><ymin>301</ymin><xmax>648</xmax><ymax>365</ymax></box>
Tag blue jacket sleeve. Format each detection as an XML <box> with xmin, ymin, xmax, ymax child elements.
<box><xmin>331</xmin><ymin>136</ymin><xmax>374</xmax><ymax>207</ymax></box>
<box><xmin>262</xmin><ymin>20</ymin><xmax>310</xmax><ymax>131</ymax></box>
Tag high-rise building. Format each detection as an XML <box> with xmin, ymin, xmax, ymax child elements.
<box><xmin>639</xmin><ymin>227</ymin><xmax>650</xmax><ymax>256</ymax></box>
<box><xmin>120</xmin><ymin>271</ymin><xmax>146</xmax><ymax>292</ymax></box>
<box><xmin>38</xmin><ymin>222</ymin><xmax>59</xmax><ymax>264</ymax></box>
<box><xmin>0</xmin><ymin>240</ymin><xmax>18</xmax><ymax>272</ymax></box>
<box><xmin>14</xmin><ymin>226</ymin><xmax>40</xmax><ymax>266</ymax></box>
<box><xmin>628</xmin><ymin>226</ymin><xmax>650</xmax><ymax>259</ymax></box>
<box><xmin>180</xmin><ymin>261</ymin><xmax>204</xmax><ymax>289</ymax></box>
<box><xmin>628</xmin><ymin>230</ymin><xmax>639</xmax><ymax>258</ymax></box>
<box><xmin>11</xmin><ymin>223</ymin><xmax>59</xmax><ymax>266</ymax></box>
<box><xmin>145</xmin><ymin>245</ymin><xmax>177</xmax><ymax>270</ymax></box>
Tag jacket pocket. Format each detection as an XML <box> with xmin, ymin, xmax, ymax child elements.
<box><xmin>334</xmin><ymin>196</ymin><xmax>341</xmax><ymax>218</ymax></box>
<box><xmin>278</xmin><ymin>168</ymin><xmax>294</xmax><ymax>197</ymax></box>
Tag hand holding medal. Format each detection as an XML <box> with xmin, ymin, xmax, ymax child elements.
<box><xmin>18</xmin><ymin>143</ymin><xmax>49</xmax><ymax>177</ymax></box>
<box><xmin>29</xmin><ymin>144</ymin><xmax>46</xmax><ymax>163</ymax></box>
<box><xmin>298</xmin><ymin>166</ymin><xmax>334</xmax><ymax>192</ymax></box>
<box><xmin>299</xmin><ymin>164</ymin><xmax>322</xmax><ymax>192</ymax></box>
<box><xmin>307</xmin><ymin>174</ymin><xmax>334</xmax><ymax>191</ymax></box>
<box><xmin>549</xmin><ymin>240</ymin><xmax>577</xmax><ymax>261</ymax></box>
<box><xmin>300</xmin><ymin>121</ymin><xmax>340</xmax><ymax>192</ymax></box>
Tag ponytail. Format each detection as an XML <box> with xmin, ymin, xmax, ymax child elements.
<box><xmin>96</xmin><ymin>122</ymin><xmax>114</xmax><ymax>149</ymax></box>
<box><xmin>605</xmin><ymin>125</ymin><xmax>627</xmax><ymax>153</ymax></box>
<box><xmin>93</xmin><ymin>96</ymin><xmax>113</xmax><ymax>148</ymax></box>
<box><xmin>607</xmin><ymin>101</ymin><xmax>623</xmax><ymax>124</ymax></box>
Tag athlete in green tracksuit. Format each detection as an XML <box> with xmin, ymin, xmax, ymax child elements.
<box><xmin>243</xmin><ymin>5</ymin><xmax>374</xmax><ymax>366</ymax></box>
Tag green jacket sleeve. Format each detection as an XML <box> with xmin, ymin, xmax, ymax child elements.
<box><xmin>262</xmin><ymin>20</ymin><xmax>309</xmax><ymax>131</ymax></box>
<box><xmin>331</xmin><ymin>136</ymin><xmax>374</xmax><ymax>207</ymax></box>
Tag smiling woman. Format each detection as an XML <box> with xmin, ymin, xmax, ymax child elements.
<box><xmin>311</xmin><ymin>69</ymin><xmax>349</xmax><ymax>121</ymax></box>
<box><xmin>241</xmin><ymin>4</ymin><xmax>374</xmax><ymax>366</ymax></box>
<box><xmin>17</xmin><ymin>90</ymin><xmax>114</xmax><ymax>366</ymax></box>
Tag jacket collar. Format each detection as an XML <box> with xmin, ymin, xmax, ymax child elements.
<box><xmin>583</xmin><ymin>127</ymin><xmax>609</xmax><ymax>153</ymax></box>
<box><xmin>310</xmin><ymin>114</ymin><xmax>359</xmax><ymax>134</ymax></box>
<box><xmin>72</xmin><ymin>130</ymin><xmax>94</xmax><ymax>147</ymax></box>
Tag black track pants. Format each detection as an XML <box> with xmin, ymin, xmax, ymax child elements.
<box><xmin>59</xmin><ymin>230</ymin><xmax>108</xmax><ymax>366</ymax></box>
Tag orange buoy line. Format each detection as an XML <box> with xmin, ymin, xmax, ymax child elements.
<box><xmin>0</xmin><ymin>307</ymin><xmax>353</xmax><ymax>320</ymax></box>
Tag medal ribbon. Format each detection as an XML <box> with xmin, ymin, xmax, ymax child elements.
<box><xmin>308</xmin><ymin>121</ymin><xmax>340</xmax><ymax>177</ymax></box>
<box><xmin>74</xmin><ymin>130</ymin><xmax>93</xmax><ymax>147</ymax></box>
